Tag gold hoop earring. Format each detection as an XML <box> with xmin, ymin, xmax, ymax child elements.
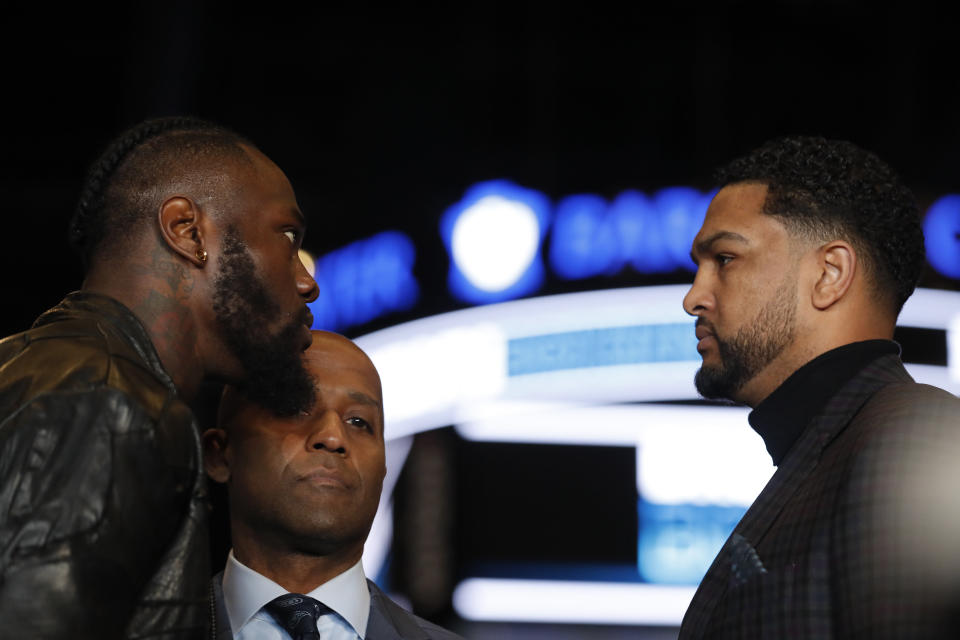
<box><xmin>196</xmin><ymin>248</ymin><xmax>208</xmax><ymax>264</ymax></box>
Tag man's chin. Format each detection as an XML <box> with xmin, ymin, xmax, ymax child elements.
<box><xmin>300</xmin><ymin>325</ymin><xmax>313</xmax><ymax>352</ymax></box>
<box><xmin>694</xmin><ymin>365</ymin><xmax>742</xmax><ymax>402</ymax></box>
<box><xmin>230</xmin><ymin>325</ymin><xmax>317</xmax><ymax>416</ymax></box>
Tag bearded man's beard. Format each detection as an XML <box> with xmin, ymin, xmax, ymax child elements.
<box><xmin>694</xmin><ymin>281</ymin><xmax>797</xmax><ymax>403</ymax></box>
<box><xmin>212</xmin><ymin>228</ymin><xmax>315</xmax><ymax>416</ymax></box>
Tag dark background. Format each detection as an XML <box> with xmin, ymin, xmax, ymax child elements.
<box><xmin>4</xmin><ymin>4</ymin><xmax>960</xmax><ymax>635</ymax></box>
<box><xmin>3</xmin><ymin>3</ymin><xmax>959</xmax><ymax>340</ymax></box>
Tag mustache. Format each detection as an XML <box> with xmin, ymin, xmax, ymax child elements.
<box><xmin>296</xmin><ymin>306</ymin><xmax>312</xmax><ymax>326</ymax></box>
<box><xmin>695</xmin><ymin>318</ymin><xmax>717</xmax><ymax>334</ymax></box>
<box><xmin>286</xmin><ymin>305</ymin><xmax>312</xmax><ymax>329</ymax></box>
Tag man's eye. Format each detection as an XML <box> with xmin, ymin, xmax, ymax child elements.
<box><xmin>346</xmin><ymin>416</ymin><xmax>372</xmax><ymax>432</ymax></box>
<box><xmin>284</xmin><ymin>230</ymin><xmax>299</xmax><ymax>244</ymax></box>
<box><xmin>716</xmin><ymin>254</ymin><xmax>734</xmax><ymax>266</ymax></box>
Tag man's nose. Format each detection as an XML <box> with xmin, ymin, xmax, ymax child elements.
<box><xmin>307</xmin><ymin>410</ymin><xmax>347</xmax><ymax>454</ymax></box>
<box><xmin>296</xmin><ymin>256</ymin><xmax>320</xmax><ymax>304</ymax></box>
<box><xmin>683</xmin><ymin>270</ymin><xmax>714</xmax><ymax>317</ymax></box>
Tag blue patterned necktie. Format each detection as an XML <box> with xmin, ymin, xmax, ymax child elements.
<box><xmin>264</xmin><ymin>593</ymin><xmax>330</xmax><ymax>640</ymax></box>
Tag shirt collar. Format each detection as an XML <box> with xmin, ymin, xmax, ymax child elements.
<box><xmin>747</xmin><ymin>339</ymin><xmax>900</xmax><ymax>465</ymax></box>
<box><xmin>223</xmin><ymin>550</ymin><xmax>371</xmax><ymax>638</ymax></box>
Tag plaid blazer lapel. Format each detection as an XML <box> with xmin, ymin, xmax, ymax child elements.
<box><xmin>736</xmin><ymin>354</ymin><xmax>910</xmax><ymax>544</ymax></box>
<box><xmin>679</xmin><ymin>353</ymin><xmax>913</xmax><ymax>638</ymax></box>
<box><xmin>680</xmin><ymin>426</ymin><xmax>826</xmax><ymax>636</ymax></box>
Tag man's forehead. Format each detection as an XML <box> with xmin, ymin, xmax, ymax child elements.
<box><xmin>211</xmin><ymin>154</ymin><xmax>302</xmax><ymax>231</ymax></box>
<box><xmin>305</xmin><ymin>335</ymin><xmax>382</xmax><ymax>395</ymax></box>
<box><xmin>694</xmin><ymin>183</ymin><xmax>785</xmax><ymax>244</ymax></box>
<box><xmin>706</xmin><ymin>183</ymin><xmax>768</xmax><ymax>219</ymax></box>
<box><xmin>222</xmin><ymin>144</ymin><xmax>291</xmax><ymax>192</ymax></box>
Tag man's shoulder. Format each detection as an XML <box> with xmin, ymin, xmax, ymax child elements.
<box><xmin>869</xmin><ymin>377</ymin><xmax>960</xmax><ymax>410</ymax></box>
<box><xmin>367</xmin><ymin>581</ymin><xmax>464</xmax><ymax>640</ymax></box>
<box><xmin>853</xmin><ymin>377</ymin><xmax>960</xmax><ymax>437</ymax></box>
<box><xmin>2</xmin><ymin>296</ymin><xmax>145</xmax><ymax>365</ymax></box>
<box><xmin>827</xmin><ymin>353</ymin><xmax>958</xmax><ymax>439</ymax></box>
<box><xmin>0</xmin><ymin>297</ymin><xmax>174</xmax><ymax>419</ymax></box>
<box><xmin>830</xmin><ymin>377</ymin><xmax>960</xmax><ymax>507</ymax></box>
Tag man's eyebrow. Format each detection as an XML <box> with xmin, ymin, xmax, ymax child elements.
<box><xmin>347</xmin><ymin>390</ymin><xmax>382</xmax><ymax>410</ymax></box>
<box><xmin>692</xmin><ymin>230</ymin><xmax>750</xmax><ymax>256</ymax></box>
<box><xmin>290</xmin><ymin>207</ymin><xmax>306</xmax><ymax>227</ymax></box>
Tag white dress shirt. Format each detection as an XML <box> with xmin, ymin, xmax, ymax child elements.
<box><xmin>222</xmin><ymin>550</ymin><xmax>371</xmax><ymax>639</ymax></box>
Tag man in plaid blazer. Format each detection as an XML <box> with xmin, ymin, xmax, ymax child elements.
<box><xmin>679</xmin><ymin>136</ymin><xmax>960</xmax><ymax>638</ymax></box>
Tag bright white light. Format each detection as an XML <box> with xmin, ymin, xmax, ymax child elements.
<box><xmin>455</xmin><ymin>403</ymin><xmax>743</xmax><ymax>446</ymax></box>
<box><xmin>451</xmin><ymin>195</ymin><xmax>540</xmax><ymax>292</ymax></box>
<box><xmin>506</xmin><ymin>361</ymin><xmax>700</xmax><ymax>405</ymax></box>
<box><xmin>950</xmin><ymin>314</ymin><xmax>960</xmax><ymax>385</ymax></box>
<box><xmin>298</xmin><ymin>249</ymin><xmax>316</xmax><ymax>278</ymax></box>
<box><xmin>634</xmin><ymin>413</ymin><xmax>773</xmax><ymax>505</ymax></box>
<box><xmin>897</xmin><ymin>288</ymin><xmax>960</xmax><ymax>329</ymax></box>
<box><xmin>452</xmin><ymin>578</ymin><xmax>695</xmax><ymax>626</ymax></box>
<box><xmin>360</xmin><ymin>323</ymin><xmax>507</xmax><ymax>439</ymax></box>
<box><xmin>905</xmin><ymin>363</ymin><xmax>960</xmax><ymax>394</ymax></box>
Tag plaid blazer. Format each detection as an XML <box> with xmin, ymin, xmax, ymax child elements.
<box><xmin>678</xmin><ymin>354</ymin><xmax>960</xmax><ymax>639</ymax></box>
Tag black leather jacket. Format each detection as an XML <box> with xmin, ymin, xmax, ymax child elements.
<box><xmin>0</xmin><ymin>292</ymin><xmax>209</xmax><ymax>638</ymax></box>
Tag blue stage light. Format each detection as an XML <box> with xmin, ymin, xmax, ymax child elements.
<box><xmin>637</xmin><ymin>501</ymin><xmax>746</xmax><ymax>585</ymax></box>
<box><xmin>548</xmin><ymin>193</ymin><xmax>618</xmax><ymax>279</ymax></box>
<box><xmin>308</xmin><ymin>231</ymin><xmax>419</xmax><ymax>332</ymax></box>
<box><xmin>441</xmin><ymin>180</ymin><xmax>551</xmax><ymax>304</ymax></box>
<box><xmin>508</xmin><ymin>323</ymin><xmax>697</xmax><ymax>376</ymax></box>
<box><xmin>655</xmin><ymin>187</ymin><xmax>713</xmax><ymax>272</ymax></box>
<box><xmin>924</xmin><ymin>195</ymin><xmax>960</xmax><ymax>279</ymax></box>
<box><xmin>609</xmin><ymin>190</ymin><xmax>668</xmax><ymax>274</ymax></box>
<box><xmin>549</xmin><ymin>186</ymin><xmax>712</xmax><ymax>279</ymax></box>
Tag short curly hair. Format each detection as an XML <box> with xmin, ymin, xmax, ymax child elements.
<box><xmin>71</xmin><ymin>116</ymin><xmax>254</xmax><ymax>269</ymax></box>
<box><xmin>715</xmin><ymin>136</ymin><xmax>925</xmax><ymax>315</ymax></box>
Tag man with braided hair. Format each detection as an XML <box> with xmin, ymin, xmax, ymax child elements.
<box><xmin>679</xmin><ymin>136</ymin><xmax>960</xmax><ymax>637</ymax></box>
<box><xmin>0</xmin><ymin>117</ymin><xmax>319</xmax><ymax>637</ymax></box>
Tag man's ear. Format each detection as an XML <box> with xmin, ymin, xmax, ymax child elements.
<box><xmin>202</xmin><ymin>428</ymin><xmax>231</xmax><ymax>483</ymax></box>
<box><xmin>811</xmin><ymin>241</ymin><xmax>856</xmax><ymax>310</ymax></box>
<box><xmin>158</xmin><ymin>196</ymin><xmax>208</xmax><ymax>267</ymax></box>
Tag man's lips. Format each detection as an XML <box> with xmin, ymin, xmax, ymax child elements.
<box><xmin>298</xmin><ymin>308</ymin><xmax>314</xmax><ymax>350</ymax></box>
<box><xmin>299</xmin><ymin>467</ymin><xmax>352</xmax><ymax>489</ymax></box>
<box><xmin>695</xmin><ymin>325</ymin><xmax>715</xmax><ymax>341</ymax></box>
<box><xmin>694</xmin><ymin>321</ymin><xmax>717</xmax><ymax>353</ymax></box>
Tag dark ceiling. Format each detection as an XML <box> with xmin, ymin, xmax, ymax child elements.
<box><xmin>3</xmin><ymin>3</ymin><xmax>958</xmax><ymax>338</ymax></box>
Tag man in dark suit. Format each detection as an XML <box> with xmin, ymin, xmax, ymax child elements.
<box><xmin>203</xmin><ymin>330</ymin><xmax>462</xmax><ymax>639</ymax></box>
<box><xmin>679</xmin><ymin>136</ymin><xmax>960</xmax><ymax>638</ymax></box>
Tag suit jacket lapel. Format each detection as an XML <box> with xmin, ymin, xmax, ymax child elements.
<box><xmin>365</xmin><ymin>580</ymin><xmax>431</xmax><ymax>640</ymax></box>
<box><xmin>210</xmin><ymin>571</ymin><xmax>232</xmax><ymax>640</ymax></box>
<box><xmin>739</xmin><ymin>355</ymin><xmax>911</xmax><ymax>543</ymax></box>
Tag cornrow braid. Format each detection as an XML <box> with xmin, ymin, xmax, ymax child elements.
<box><xmin>70</xmin><ymin>116</ymin><xmax>252</xmax><ymax>269</ymax></box>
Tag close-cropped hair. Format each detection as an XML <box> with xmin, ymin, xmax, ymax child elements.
<box><xmin>70</xmin><ymin>116</ymin><xmax>253</xmax><ymax>269</ymax></box>
<box><xmin>715</xmin><ymin>136</ymin><xmax>925</xmax><ymax>314</ymax></box>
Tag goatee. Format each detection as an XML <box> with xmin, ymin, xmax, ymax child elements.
<box><xmin>695</xmin><ymin>280</ymin><xmax>797</xmax><ymax>402</ymax></box>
